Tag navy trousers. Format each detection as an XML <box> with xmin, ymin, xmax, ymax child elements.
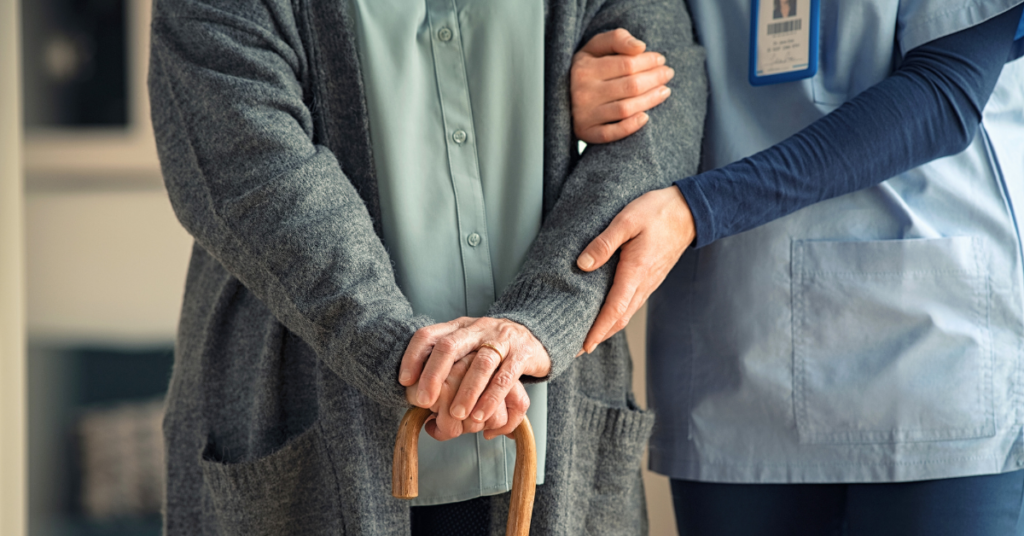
<box><xmin>672</xmin><ymin>470</ymin><xmax>1024</xmax><ymax>536</ymax></box>
<box><xmin>410</xmin><ymin>495</ymin><xmax>491</xmax><ymax>536</ymax></box>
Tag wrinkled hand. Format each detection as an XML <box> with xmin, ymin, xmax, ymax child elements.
<box><xmin>400</xmin><ymin>317</ymin><xmax>551</xmax><ymax>440</ymax></box>
<box><xmin>406</xmin><ymin>362</ymin><xmax>530</xmax><ymax>441</ymax></box>
<box><xmin>576</xmin><ymin>186</ymin><xmax>695</xmax><ymax>353</ymax></box>
<box><xmin>571</xmin><ymin>28</ymin><xmax>675</xmax><ymax>144</ymax></box>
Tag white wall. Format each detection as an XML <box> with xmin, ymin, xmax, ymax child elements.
<box><xmin>1</xmin><ymin>0</ymin><xmax>28</xmax><ymax>533</ymax></box>
<box><xmin>26</xmin><ymin>188</ymin><xmax>193</xmax><ymax>344</ymax></box>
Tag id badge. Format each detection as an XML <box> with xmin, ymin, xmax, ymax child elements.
<box><xmin>749</xmin><ymin>0</ymin><xmax>819</xmax><ymax>86</ymax></box>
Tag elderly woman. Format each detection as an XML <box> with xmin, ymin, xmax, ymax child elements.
<box><xmin>149</xmin><ymin>0</ymin><xmax>705</xmax><ymax>534</ymax></box>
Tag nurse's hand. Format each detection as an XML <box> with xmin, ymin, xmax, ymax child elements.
<box><xmin>399</xmin><ymin>317</ymin><xmax>551</xmax><ymax>436</ymax></box>
<box><xmin>576</xmin><ymin>186</ymin><xmax>696</xmax><ymax>353</ymax></box>
<box><xmin>571</xmin><ymin>28</ymin><xmax>675</xmax><ymax>144</ymax></box>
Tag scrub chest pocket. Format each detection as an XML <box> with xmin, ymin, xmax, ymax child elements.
<box><xmin>791</xmin><ymin>236</ymin><xmax>995</xmax><ymax>444</ymax></box>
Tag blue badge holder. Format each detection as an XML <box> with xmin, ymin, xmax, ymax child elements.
<box><xmin>749</xmin><ymin>0</ymin><xmax>820</xmax><ymax>86</ymax></box>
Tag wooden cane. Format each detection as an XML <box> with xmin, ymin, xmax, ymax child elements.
<box><xmin>393</xmin><ymin>406</ymin><xmax>537</xmax><ymax>536</ymax></box>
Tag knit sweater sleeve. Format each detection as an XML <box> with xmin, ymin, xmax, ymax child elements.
<box><xmin>678</xmin><ymin>4</ymin><xmax>1024</xmax><ymax>249</ymax></box>
<box><xmin>148</xmin><ymin>0</ymin><xmax>430</xmax><ymax>408</ymax></box>
<box><xmin>487</xmin><ymin>0</ymin><xmax>708</xmax><ymax>379</ymax></box>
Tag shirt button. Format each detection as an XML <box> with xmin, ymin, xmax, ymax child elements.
<box><xmin>452</xmin><ymin>130</ymin><xmax>467</xmax><ymax>144</ymax></box>
<box><xmin>438</xmin><ymin>27</ymin><xmax>453</xmax><ymax>42</ymax></box>
<box><xmin>467</xmin><ymin>233</ymin><xmax>482</xmax><ymax>247</ymax></box>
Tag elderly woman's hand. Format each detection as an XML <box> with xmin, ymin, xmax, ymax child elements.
<box><xmin>406</xmin><ymin>367</ymin><xmax>531</xmax><ymax>441</ymax></box>
<box><xmin>400</xmin><ymin>317</ymin><xmax>551</xmax><ymax>437</ymax></box>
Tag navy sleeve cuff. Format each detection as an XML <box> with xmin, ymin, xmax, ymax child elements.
<box><xmin>675</xmin><ymin>177</ymin><xmax>716</xmax><ymax>249</ymax></box>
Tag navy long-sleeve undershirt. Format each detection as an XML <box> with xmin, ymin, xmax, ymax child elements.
<box><xmin>677</xmin><ymin>5</ymin><xmax>1024</xmax><ymax>249</ymax></box>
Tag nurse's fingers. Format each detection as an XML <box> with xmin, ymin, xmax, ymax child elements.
<box><xmin>595</xmin><ymin>248</ymin><xmax>662</xmax><ymax>348</ymax></box>
<box><xmin>598</xmin><ymin>244</ymin><xmax>680</xmax><ymax>347</ymax></box>
<box><xmin>584</xmin><ymin>85</ymin><xmax>672</xmax><ymax>127</ymax></box>
<box><xmin>580</xmin><ymin>187</ymin><xmax>697</xmax><ymax>352</ymax></box>
<box><xmin>570</xmin><ymin>30</ymin><xmax>674</xmax><ymax>146</ymax></box>
<box><xmin>577</xmin><ymin>203</ymin><xmax>641</xmax><ymax>273</ymax></box>
<box><xmin>581</xmin><ymin>253</ymin><xmax>644</xmax><ymax>354</ymax></box>
<box><xmin>577</xmin><ymin>112</ymin><xmax>650</xmax><ymax>145</ymax></box>
<box><xmin>484</xmin><ymin>382</ymin><xmax>530</xmax><ymax>440</ymax></box>
<box><xmin>573</xmin><ymin>52</ymin><xmax>667</xmax><ymax>88</ymax></box>
<box><xmin>599</xmin><ymin>63</ymin><xmax>674</xmax><ymax>102</ymax></box>
<box><xmin>571</xmin><ymin>53</ymin><xmax>672</xmax><ymax>145</ymax></box>
<box><xmin>578</xmin><ymin>28</ymin><xmax>646</xmax><ymax>59</ymax></box>
<box><xmin>616</xmin><ymin>288</ymin><xmax>651</xmax><ymax>335</ymax></box>
<box><xmin>399</xmin><ymin>317</ymin><xmax>476</xmax><ymax>387</ymax></box>
<box><xmin>590</xmin><ymin>285</ymin><xmax>652</xmax><ymax>350</ymax></box>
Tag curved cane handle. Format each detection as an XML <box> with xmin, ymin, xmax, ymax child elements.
<box><xmin>392</xmin><ymin>407</ymin><xmax>536</xmax><ymax>536</ymax></box>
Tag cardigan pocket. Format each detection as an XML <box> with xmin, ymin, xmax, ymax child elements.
<box><xmin>571</xmin><ymin>394</ymin><xmax>655</xmax><ymax>536</ymax></box>
<box><xmin>792</xmin><ymin>236</ymin><xmax>995</xmax><ymax>444</ymax></box>
<box><xmin>200</xmin><ymin>420</ymin><xmax>343</xmax><ymax>535</ymax></box>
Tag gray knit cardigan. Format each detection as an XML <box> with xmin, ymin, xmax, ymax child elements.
<box><xmin>149</xmin><ymin>0</ymin><xmax>706</xmax><ymax>534</ymax></box>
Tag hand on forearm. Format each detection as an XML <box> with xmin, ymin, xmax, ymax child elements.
<box><xmin>400</xmin><ymin>317</ymin><xmax>551</xmax><ymax>436</ymax></box>
<box><xmin>571</xmin><ymin>28</ymin><xmax>675</xmax><ymax>144</ymax></box>
<box><xmin>576</xmin><ymin>186</ymin><xmax>695</xmax><ymax>353</ymax></box>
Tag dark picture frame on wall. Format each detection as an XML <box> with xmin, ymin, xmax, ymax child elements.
<box><xmin>22</xmin><ymin>0</ymin><xmax>161</xmax><ymax>187</ymax></box>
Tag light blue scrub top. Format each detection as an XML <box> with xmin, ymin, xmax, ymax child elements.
<box><xmin>648</xmin><ymin>0</ymin><xmax>1024</xmax><ymax>484</ymax></box>
<box><xmin>349</xmin><ymin>0</ymin><xmax>547</xmax><ymax>505</ymax></box>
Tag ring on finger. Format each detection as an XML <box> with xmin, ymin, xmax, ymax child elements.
<box><xmin>479</xmin><ymin>342</ymin><xmax>505</xmax><ymax>363</ymax></box>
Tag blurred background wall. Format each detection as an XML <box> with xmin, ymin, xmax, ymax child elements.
<box><xmin>22</xmin><ymin>1</ymin><xmax>190</xmax><ymax>534</ymax></box>
<box><xmin>2</xmin><ymin>0</ymin><xmax>28</xmax><ymax>533</ymax></box>
<box><xmin>18</xmin><ymin>0</ymin><xmax>678</xmax><ymax>534</ymax></box>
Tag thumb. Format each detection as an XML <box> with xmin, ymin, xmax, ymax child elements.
<box><xmin>405</xmin><ymin>382</ymin><xmax>424</xmax><ymax>407</ymax></box>
<box><xmin>579</xmin><ymin>28</ymin><xmax>646</xmax><ymax>58</ymax></box>
<box><xmin>577</xmin><ymin>211</ymin><xmax>638</xmax><ymax>272</ymax></box>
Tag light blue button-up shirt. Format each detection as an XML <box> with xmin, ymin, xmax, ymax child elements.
<box><xmin>648</xmin><ymin>0</ymin><xmax>1024</xmax><ymax>484</ymax></box>
<box><xmin>349</xmin><ymin>0</ymin><xmax>547</xmax><ymax>505</ymax></box>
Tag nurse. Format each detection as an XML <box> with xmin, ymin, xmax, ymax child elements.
<box><xmin>570</xmin><ymin>1</ymin><xmax>1024</xmax><ymax>534</ymax></box>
